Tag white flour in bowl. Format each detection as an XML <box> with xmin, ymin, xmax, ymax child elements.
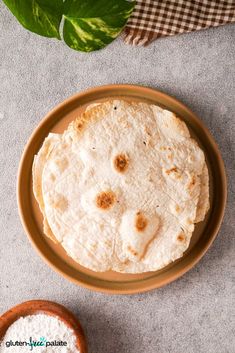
<box><xmin>0</xmin><ymin>314</ymin><xmax>80</xmax><ymax>353</ymax></box>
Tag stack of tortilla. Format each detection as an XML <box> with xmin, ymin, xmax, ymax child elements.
<box><xmin>33</xmin><ymin>100</ymin><xmax>209</xmax><ymax>273</ymax></box>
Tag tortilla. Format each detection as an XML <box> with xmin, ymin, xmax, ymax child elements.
<box><xmin>33</xmin><ymin>100</ymin><xmax>210</xmax><ymax>273</ymax></box>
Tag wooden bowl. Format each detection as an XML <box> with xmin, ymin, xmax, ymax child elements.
<box><xmin>0</xmin><ymin>300</ymin><xmax>87</xmax><ymax>353</ymax></box>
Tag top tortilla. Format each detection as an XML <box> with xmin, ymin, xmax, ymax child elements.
<box><xmin>33</xmin><ymin>100</ymin><xmax>210</xmax><ymax>273</ymax></box>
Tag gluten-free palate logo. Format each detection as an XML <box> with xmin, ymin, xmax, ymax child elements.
<box><xmin>1</xmin><ymin>337</ymin><xmax>68</xmax><ymax>351</ymax></box>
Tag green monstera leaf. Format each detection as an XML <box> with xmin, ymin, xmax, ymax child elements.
<box><xmin>3</xmin><ymin>0</ymin><xmax>135</xmax><ymax>51</ymax></box>
<box><xmin>63</xmin><ymin>0</ymin><xmax>135</xmax><ymax>52</ymax></box>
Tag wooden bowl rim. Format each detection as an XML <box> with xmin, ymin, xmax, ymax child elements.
<box><xmin>0</xmin><ymin>300</ymin><xmax>88</xmax><ymax>353</ymax></box>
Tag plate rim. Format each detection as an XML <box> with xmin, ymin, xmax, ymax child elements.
<box><xmin>17</xmin><ymin>84</ymin><xmax>227</xmax><ymax>294</ymax></box>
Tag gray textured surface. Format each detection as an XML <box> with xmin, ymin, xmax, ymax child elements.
<box><xmin>0</xmin><ymin>3</ymin><xmax>235</xmax><ymax>353</ymax></box>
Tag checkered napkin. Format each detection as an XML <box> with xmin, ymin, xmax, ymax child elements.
<box><xmin>123</xmin><ymin>0</ymin><xmax>235</xmax><ymax>46</ymax></box>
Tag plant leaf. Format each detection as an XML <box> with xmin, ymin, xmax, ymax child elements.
<box><xmin>3</xmin><ymin>0</ymin><xmax>135</xmax><ymax>51</ymax></box>
<box><xmin>3</xmin><ymin>0</ymin><xmax>64</xmax><ymax>39</ymax></box>
<box><xmin>62</xmin><ymin>0</ymin><xmax>135</xmax><ymax>52</ymax></box>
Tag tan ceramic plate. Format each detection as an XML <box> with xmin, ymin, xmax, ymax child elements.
<box><xmin>17</xmin><ymin>84</ymin><xmax>227</xmax><ymax>294</ymax></box>
<box><xmin>0</xmin><ymin>300</ymin><xmax>87</xmax><ymax>353</ymax></box>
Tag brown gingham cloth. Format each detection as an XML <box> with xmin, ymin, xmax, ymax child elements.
<box><xmin>123</xmin><ymin>0</ymin><xmax>235</xmax><ymax>46</ymax></box>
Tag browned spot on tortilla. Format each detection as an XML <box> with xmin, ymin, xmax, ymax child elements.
<box><xmin>49</xmin><ymin>174</ymin><xmax>56</xmax><ymax>182</ymax></box>
<box><xmin>165</xmin><ymin>167</ymin><xmax>178</xmax><ymax>175</ymax></box>
<box><xmin>117</xmin><ymin>115</ymin><xmax>132</xmax><ymax>129</ymax></box>
<box><xmin>175</xmin><ymin>204</ymin><xmax>181</xmax><ymax>213</ymax></box>
<box><xmin>55</xmin><ymin>157</ymin><xmax>68</xmax><ymax>172</ymax></box>
<box><xmin>114</xmin><ymin>154</ymin><xmax>129</xmax><ymax>173</ymax></box>
<box><xmin>96</xmin><ymin>191</ymin><xmax>116</xmax><ymax>210</ymax></box>
<box><xmin>127</xmin><ymin>245</ymin><xmax>138</xmax><ymax>257</ymax></box>
<box><xmin>188</xmin><ymin>175</ymin><xmax>196</xmax><ymax>189</ymax></box>
<box><xmin>51</xmin><ymin>195</ymin><xmax>68</xmax><ymax>212</ymax></box>
<box><xmin>75</xmin><ymin>116</ymin><xmax>86</xmax><ymax>130</ymax></box>
<box><xmin>167</xmin><ymin>154</ymin><xmax>173</xmax><ymax>160</ymax></box>
<box><xmin>189</xmin><ymin>156</ymin><xmax>195</xmax><ymax>162</ymax></box>
<box><xmin>160</xmin><ymin>146</ymin><xmax>172</xmax><ymax>151</ymax></box>
<box><xmin>177</xmin><ymin>233</ymin><xmax>185</xmax><ymax>242</ymax></box>
<box><xmin>175</xmin><ymin>174</ymin><xmax>182</xmax><ymax>179</ymax></box>
<box><xmin>135</xmin><ymin>212</ymin><xmax>148</xmax><ymax>232</ymax></box>
<box><xmin>104</xmin><ymin>240</ymin><xmax>112</xmax><ymax>247</ymax></box>
<box><xmin>144</xmin><ymin>126</ymin><xmax>152</xmax><ymax>136</ymax></box>
<box><xmin>119</xmin><ymin>120</ymin><xmax>131</xmax><ymax>128</ymax></box>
